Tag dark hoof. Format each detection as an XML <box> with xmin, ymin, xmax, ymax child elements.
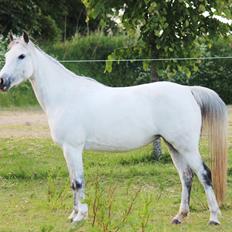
<box><xmin>172</xmin><ymin>218</ymin><xmax>181</xmax><ymax>224</ymax></box>
<box><xmin>208</xmin><ymin>220</ymin><xmax>220</xmax><ymax>225</ymax></box>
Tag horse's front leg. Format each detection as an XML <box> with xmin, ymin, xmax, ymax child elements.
<box><xmin>63</xmin><ymin>143</ymin><xmax>88</xmax><ymax>223</ymax></box>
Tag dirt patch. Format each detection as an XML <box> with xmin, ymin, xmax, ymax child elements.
<box><xmin>0</xmin><ymin>109</ymin><xmax>50</xmax><ymax>138</ymax></box>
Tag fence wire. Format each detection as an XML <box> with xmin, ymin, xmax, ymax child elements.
<box><xmin>59</xmin><ymin>56</ymin><xmax>232</xmax><ymax>63</ymax></box>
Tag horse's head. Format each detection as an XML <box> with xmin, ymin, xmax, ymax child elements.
<box><xmin>0</xmin><ymin>32</ymin><xmax>34</xmax><ymax>91</ymax></box>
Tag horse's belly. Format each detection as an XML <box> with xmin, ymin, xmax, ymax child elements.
<box><xmin>83</xmin><ymin>113</ymin><xmax>157</xmax><ymax>151</ymax></box>
<box><xmin>84</xmin><ymin>135</ymin><xmax>154</xmax><ymax>151</ymax></box>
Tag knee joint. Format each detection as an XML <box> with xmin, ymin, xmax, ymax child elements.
<box><xmin>183</xmin><ymin>168</ymin><xmax>193</xmax><ymax>188</ymax></box>
<box><xmin>71</xmin><ymin>180</ymin><xmax>83</xmax><ymax>191</ymax></box>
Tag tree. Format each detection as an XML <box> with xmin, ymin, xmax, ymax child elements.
<box><xmin>83</xmin><ymin>0</ymin><xmax>231</xmax><ymax>78</ymax></box>
<box><xmin>0</xmin><ymin>0</ymin><xmax>41</xmax><ymax>37</ymax></box>
<box><xmin>33</xmin><ymin>0</ymin><xmax>94</xmax><ymax>39</ymax></box>
<box><xmin>0</xmin><ymin>0</ymin><xmax>99</xmax><ymax>41</ymax></box>
<box><xmin>83</xmin><ymin>0</ymin><xmax>232</xmax><ymax>159</ymax></box>
<box><xmin>189</xmin><ymin>37</ymin><xmax>232</xmax><ymax>104</ymax></box>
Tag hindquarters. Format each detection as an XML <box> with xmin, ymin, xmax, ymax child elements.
<box><xmin>157</xmin><ymin>84</ymin><xmax>227</xmax><ymax>224</ymax></box>
<box><xmin>158</xmin><ymin>85</ymin><xmax>227</xmax><ymax>205</ymax></box>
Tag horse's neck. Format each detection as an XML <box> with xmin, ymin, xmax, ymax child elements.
<box><xmin>30</xmin><ymin>49</ymin><xmax>77</xmax><ymax>115</ymax></box>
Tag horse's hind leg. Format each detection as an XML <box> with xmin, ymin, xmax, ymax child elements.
<box><xmin>181</xmin><ymin>151</ymin><xmax>220</xmax><ymax>225</ymax></box>
<box><xmin>168</xmin><ymin>146</ymin><xmax>193</xmax><ymax>224</ymax></box>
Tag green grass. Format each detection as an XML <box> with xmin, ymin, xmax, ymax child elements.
<box><xmin>0</xmin><ymin>138</ymin><xmax>232</xmax><ymax>232</ymax></box>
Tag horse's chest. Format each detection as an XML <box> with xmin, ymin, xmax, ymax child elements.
<box><xmin>48</xmin><ymin>116</ymin><xmax>85</xmax><ymax>146</ymax></box>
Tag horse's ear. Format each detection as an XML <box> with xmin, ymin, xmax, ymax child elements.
<box><xmin>22</xmin><ymin>31</ymin><xmax>29</xmax><ymax>44</ymax></box>
<box><xmin>8</xmin><ymin>31</ymin><xmax>14</xmax><ymax>42</ymax></box>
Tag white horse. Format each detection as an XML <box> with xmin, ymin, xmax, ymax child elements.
<box><xmin>0</xmin><ymin>32</ymin><xmax>227</xmax><ymax>225</ymax></box>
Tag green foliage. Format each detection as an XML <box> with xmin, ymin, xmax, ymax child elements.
<box><xmin>189</xmin><ymin>37</ymin><xmax>232</xmax><ymax>104</ymax></box>
<box><xmin>84</xmin><ymin>0</ymin><xmax>232</xmax><ymax>80</ymax></box>
<box><xmin>0</xmin><ymin>0</ymin><xmax>99</xmax><ymax>41</ymax></box>
<box><xmin>46</xmin><ymin>33</ymin><xmax>151</xmax><ymax>86</ymax></box>
<box><xmin>0</xmin><ymin>0</ymin><xmax>40</xmax><ymax>37</ymax></box>
<box><xmin>0</xmin><ymin>36</ymin><xmax>7</xmax><ymax>67</ymax></box>
<box><xmin>0</xmin><ymin>81</ymin><xmax>38</xmax><ymax>107</ymax></box>
<box><xmin>33</xmin><ymin>15</ymin><xmax>61</xmax><ymax>42</ymax></box>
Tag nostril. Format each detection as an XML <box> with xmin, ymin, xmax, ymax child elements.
<box><xmin>0</xmin><ymin>78</ymin><xmax>4</xmax><ymax>85</ymax></box>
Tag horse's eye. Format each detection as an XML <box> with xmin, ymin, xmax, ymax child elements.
<box><xmin>18</xmin><ymin>54</ymin><xmax>25</xmax><ymax>60</ymax></box>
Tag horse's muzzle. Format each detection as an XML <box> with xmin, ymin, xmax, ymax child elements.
<box><xmin>0</xmin><ymin>75</ymin><xmax>11</xmax><ymax>91</ymax></box>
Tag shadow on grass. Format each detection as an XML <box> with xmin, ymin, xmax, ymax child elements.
<box><xmin>0</xmin><ymin>172</ymin><xmax>49</xmax><ymax>180</ymax></box>
<box><xmin>0</xmin><ymin>167</ymin><xmax>67</xmax><ymax>180</ymax></box>
<box><xmin>118</xmin><ymin>152</ymin><xmax>172</xmax><ymax>166</ymax></box>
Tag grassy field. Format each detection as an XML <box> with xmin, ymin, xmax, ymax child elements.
<box><xmin>0</xmin><ymin>108</ymin><xmax>232</xmax><ymax>232</ymax></box>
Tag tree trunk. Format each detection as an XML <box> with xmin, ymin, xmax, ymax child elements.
<box><xmin>152</xmin><ymin>136</ymin><xmax>162</xmax><ymax>160</ymax></box>
<box><xmin>151</xmin><ymin>61</ymin><xmax>159</xmax><ymax>82</ymax></box>
<box><xmin>151</xmin><ymin>62</ymin><xmax>162</xmax><ymax>160</ymax></box>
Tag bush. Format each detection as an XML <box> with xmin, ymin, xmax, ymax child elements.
<box><xmin>45</xmin><ymin>33</ymin><xmax>150</xmax><ymax>87</ymax></box>
<box><xmin>189</xmin><ymin>39</ymin><xmax>232</xmax><ymax>104</ymax></box>
<box><xmin>34</xmin><ymin>15</ymin><xmax>61</xmax><ymax>42</ymax></box>
<box><xmin>0</xmin><ymin>36</ymin><xmax>7</xmax><ymax>67</ymax></box>
<box><xmin>0</xmin><ymin>82</ymin><xmax>37</xmax><ymax>107</ymax></box>
<box><xmin>163</xmin><ymin>37</ymin><xmax>232</xmax><ymax>104</ymax></box>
